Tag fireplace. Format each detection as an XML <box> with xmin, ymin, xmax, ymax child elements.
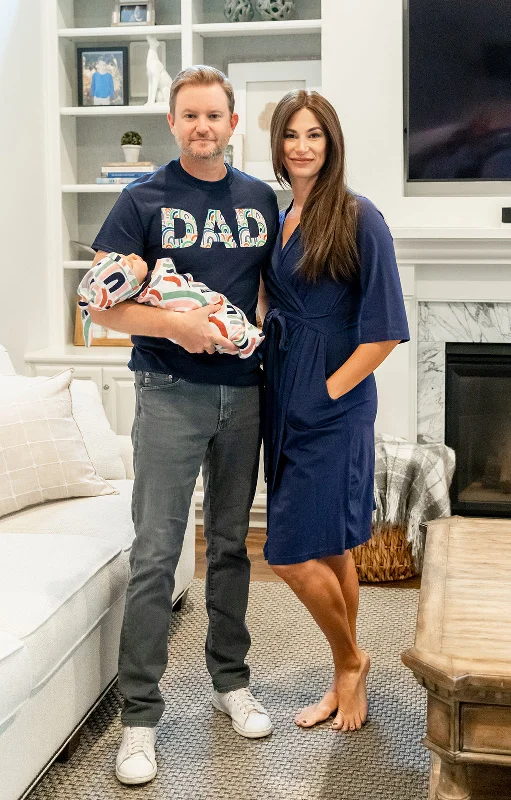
<box><xmin>445</xmin><ymin>343</ymin><xmax>511</xmax><ymax>517</ymax></box>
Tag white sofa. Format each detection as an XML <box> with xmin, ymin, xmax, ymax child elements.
<box><xmin>0</xmin><ymin>345</ymin><xmax>195</xmax><ymax>800</ymax></box>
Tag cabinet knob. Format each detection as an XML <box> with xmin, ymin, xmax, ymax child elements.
<box><xmin>103</xmin><ymin>384</ymin><xmax>110</xmax><ymax>390</ymax></box>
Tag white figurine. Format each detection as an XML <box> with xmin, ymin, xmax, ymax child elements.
<box><xmin>145</xmin><ymin>36</ymin><xmax>172</xmax><ymax>106</ymax></box>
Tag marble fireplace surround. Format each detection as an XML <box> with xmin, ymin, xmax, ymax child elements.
<box><xmin>386</xmin><ymin>233</ymin><xmax>511</xmax><ymax>447</ymax></box>
<box><xmin>417</xmin><ymin>302</ymin><xmax>511</xmax><ymax>444</ymax></box>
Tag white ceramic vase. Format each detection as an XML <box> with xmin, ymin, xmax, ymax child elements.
<box><xmin>122</xmin><ymin>144</ymin><xmax>141</xmax><ymax>163</ymax></box>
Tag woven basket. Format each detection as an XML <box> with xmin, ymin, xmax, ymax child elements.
<box><xmin>352</xmin><ymin>524</ymin><xmax>417</xmax><ymax>583</ymax></box>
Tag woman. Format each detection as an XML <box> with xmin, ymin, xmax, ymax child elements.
<box><xmin>259</xmin><ymin>91</ymin><xmax>410</xmax><ymax>733</ymax></box>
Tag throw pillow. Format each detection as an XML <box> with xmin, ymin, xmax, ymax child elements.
<box><xmin>0</xmin><ymin>370</ymin><xmax>116</xmax><ymax>518</ymax></box>
<box><xmin>70</xmin><ymin>379</ymin><xmax>127</xmax><ymax>480</ymax></box>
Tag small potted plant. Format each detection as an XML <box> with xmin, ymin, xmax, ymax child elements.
<box><xmin>121</xmin><ymin>131</ymin><xmax>142</xmax><ymax>163</ymax></box>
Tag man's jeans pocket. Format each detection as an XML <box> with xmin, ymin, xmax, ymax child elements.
<box><xmin>137</xmin><ymin>370</ymin><xmax>183</xmax><ymax>390</ymax></box>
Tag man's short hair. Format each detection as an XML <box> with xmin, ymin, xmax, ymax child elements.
<box><xmin>169</xmin><ymin>65</ymin><xmax>235</xmax><ymax>116</ymax></box>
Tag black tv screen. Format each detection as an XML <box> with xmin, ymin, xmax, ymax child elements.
<box><xmin>407</xmin><ymin>0</ymin><xmax>511</xmax><ymax>181</ymax></box>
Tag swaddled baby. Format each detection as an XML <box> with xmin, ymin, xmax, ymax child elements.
<box><xmin>77</xmin><ymin>252</ymin><xmax>263</xmax><ymax>358</ymax></box>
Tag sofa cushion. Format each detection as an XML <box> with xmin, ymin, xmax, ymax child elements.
<box><xmin>0</xmin><ymin>632</ymin><xmax>31</xmax><ymax>728</ymax></box>
<box><xmin>117</xmin><ymin>435</ymin><xmax>135</xmax><ymax>479</ymax></box>
<box><xmin>0</xmin><ymin>533</ymin><xmax>129</xmax><ymax>693</ymax></box>
<box><xmin>0</xmin><ymin>480</ymin><xmax>135</xmax><ymax>551</ymax></box>
<box><xmin>0</xmin><ymin>371</ymin><xmax>116</xmax><ymax>519</ymax></box>
<box><xmin>70</xmin><ymin>379</ymin><xmax>126</xmax><ymax>481</ymax></box>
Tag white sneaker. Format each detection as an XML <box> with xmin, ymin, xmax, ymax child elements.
<box><xmin>115</xmin><ymin>725</ymin><xmax>157</xmax><ymax>785</ymax></box>
<box><xmin>212</xmin><ymin>687</ymin><xmax>273</xmax><ymax>739</ymax></box>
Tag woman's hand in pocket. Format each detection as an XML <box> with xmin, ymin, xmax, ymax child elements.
<box><xmin>326</xmin><ymin>376</ymin><xmax>344</xmax><ymax>400</ymax></box>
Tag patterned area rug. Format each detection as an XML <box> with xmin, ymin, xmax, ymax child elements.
<box><xmin>30</xmin><ymin>580</ymin><xmax>428</xmax><ymax>800</ymax></box>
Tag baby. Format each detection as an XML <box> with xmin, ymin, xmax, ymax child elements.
<box><xmin>78</xmin><ymin>252</ymin><xmax>264</xmax><ymax>358</ymax></box>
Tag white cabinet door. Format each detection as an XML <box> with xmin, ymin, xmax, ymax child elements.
<box><xmin>30</xmin><ymin>364</ymin><xmax>103</xmax><ymax>391</ymax></box>
<box><xmin>102</xmin><ymin>367</ymin><xmax>136</xmax><ymax>435</ymax></box>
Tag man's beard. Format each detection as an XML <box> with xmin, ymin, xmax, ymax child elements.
<box><xmin>177</xmin><ymin>135</ymin><xmax>228</xmax><ymax>161</ymax></box>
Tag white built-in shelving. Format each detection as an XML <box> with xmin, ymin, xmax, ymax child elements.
<box><xmin>28</xmin><ymin>0</ymin><xmax>321</xmax><ymax>380</ymax></box>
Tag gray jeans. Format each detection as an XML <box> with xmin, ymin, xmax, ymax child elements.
<box><xmin>118</xmin><ymin>370</ymin><xmax>261</xmax><ymax>727</ymax></box>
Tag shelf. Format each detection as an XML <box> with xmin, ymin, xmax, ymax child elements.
<box><xmin>58</xmin><ymin>25</ymin><xmax>181</xmax><ymax>40</ymax></box>
<box><xmin>25</xmin><ymin>345</ymin><xmax>132</xmax><ymax>364</ymax></box>
<box><xmin>62</xmin><ymin>184</ymin><xmax>128</xmax><ymax>192</ymax></box>
<box><xmin>64</xmin><ymin>261</ymin><xmax>93</xmax><ymax>269</ymax></box>
<box><xmin>60</xmin><ymin>105</ymin><xmax>169</xmax><ymax>116</ymax></box>
<box><xmin>192</xmin><ymin>19</ymin><xmax>321</xmax><ymax>37</ymax></box>
<box><xmin>62</xmin><ymin>180</ymin><xmax>289</xmax><ymax>193</ymax></box>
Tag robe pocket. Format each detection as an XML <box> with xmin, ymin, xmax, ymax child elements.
<box><xmin>286</xmin><ymin>378</ymin><xmax>345</xmax><ymax>429</ymax></box>
<box><xmin>325</xmin><ymin>374</ymin><xmax>377</xmax><ymax>416</ymax></box>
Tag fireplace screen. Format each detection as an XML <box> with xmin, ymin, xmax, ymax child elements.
<box><xmin>445</xmin><ymin>343</ymin><xmax>511</xmax><ymax>517</ymax></box>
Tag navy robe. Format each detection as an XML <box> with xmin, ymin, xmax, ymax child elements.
<box><xmin>262</xmin><ymin>196</ymin><xmax>410</xmax><ymax>565</ymax></box>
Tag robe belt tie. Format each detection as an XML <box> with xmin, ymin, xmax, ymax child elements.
<box><xmin>262</xmin><ymin>307</ymin><xmax>333</xmax><ymax>349</ymax></box>
<box><xmin>262</xmin><ymin>307</ymin><xmax>332</xmax><ymax>493</ymax></box>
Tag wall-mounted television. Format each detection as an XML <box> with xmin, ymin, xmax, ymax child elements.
<box><xmin>406</xmin><ymin>0</ymin><xmax>511</xmax><ymax>182</ymax></box>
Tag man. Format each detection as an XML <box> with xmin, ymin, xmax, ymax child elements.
<box><xmin>88</xmin><ymin>65</ymin><xmax>279</xmax><ymax>785</ymax></box>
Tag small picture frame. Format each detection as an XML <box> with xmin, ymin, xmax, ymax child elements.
<box><xmin>74</xmin><ymin>304</ymin><xmax>132</xmax><ymax>347</ymax></box>
<box><xmin>224</xmin><ymin>133</ymin><xmax>244</xmax><ymax>170</ymax></box>
<box><xmin>77</xmin><ymin>46</ymin><xmax>128</xmax><ymax>107</ymax></box>
<box><xmin>112</xmin><ymin>1</ymin><xmax>155</xmax><ymax>26</ymax></box>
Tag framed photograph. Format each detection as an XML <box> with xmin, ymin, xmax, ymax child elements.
<box><xmin>77</xmin><ymin>47</ymin><xmax>128</xmax><ymax>107</ymax></box>
<box><xmin>227</xmin><ymin>60</ymin><xmax>321</xmax><ymax>181</ymax></box>
<box><xmin>74</xmin><ymin>304</ymin><xmax>132</xmax><ymax>347</ymax></box>
<box><xmin>129</xmin><ymin>40</ymin><xmax>165</xmax><ymax>98</ymax></box>
<box><xmin>112</xmin><ymin>1</ymin><xmax>155</xmax><ymax>26</ymax></box>
<box><xmin>225</xmin><ymin>133</ymin><xmax>244</xmax><ymax>170</ymax></box>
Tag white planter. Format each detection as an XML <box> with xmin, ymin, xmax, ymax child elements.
<box><xmin>122</xmin><ymin>144</ymin><xmax>141</xmax><ymax>163</ymax></box>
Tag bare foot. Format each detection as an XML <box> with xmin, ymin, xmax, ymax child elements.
<box><xmin>294</xmin><ymin>686</ymin><xmax>338</xmax><ymax>728</ymax></box>
<box><xmin>331</xmin><ymin>649</ymin><xmax>370</xmax><ymax>732</ymax></box>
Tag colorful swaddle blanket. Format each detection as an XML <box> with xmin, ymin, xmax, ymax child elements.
<box><xmin>77</xmin><ymin>252</ymin><xmax>263</xmax><ymax>358</ymax></box>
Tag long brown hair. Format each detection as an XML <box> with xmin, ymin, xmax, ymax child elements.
<box><xmin>270</xmin><ymin>90</ymin><xmax>359</xmax><ymax>282</ymax></box>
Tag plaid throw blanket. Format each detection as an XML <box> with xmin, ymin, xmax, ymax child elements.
<box><xmin>373</xmin><ymin>433</ymin><xmax>456</xmax><ymax>569</ymax></box>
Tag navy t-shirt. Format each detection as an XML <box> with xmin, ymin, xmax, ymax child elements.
<box><xmin>92</xmin><ymin>158</ymin><xmax>279</xmax><ymax>385</ymax></box>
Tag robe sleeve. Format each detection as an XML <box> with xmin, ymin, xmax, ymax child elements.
<box><xmin>356</xmin><ymin>198</ymin><xmax>410</xmax><ymax>344</ymax></box>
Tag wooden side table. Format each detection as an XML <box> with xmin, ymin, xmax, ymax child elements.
<box><xmin>402</xmin><ymin>516</ymin><xmax>511</xmax><ymax>800</ymax></box>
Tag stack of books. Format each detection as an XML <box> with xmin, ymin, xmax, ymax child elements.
<box><xmin>96</xmin><ymin>162</ymin><xmax>158</xmax><ymax>184</ymax></box>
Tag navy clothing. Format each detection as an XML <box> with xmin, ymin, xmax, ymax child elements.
<box><xmin>92</xmin><ymin>159</ymin><xmax>279</xmax><ymax>386</ymax></box>
<box><xmin>262</xmin><ymin>196</ymin><xmax>410</xmax><ymax>565</ymax></box>
<box><xmin>90</xmin><ymin>71</ymin><xmax>114</xmax><ymax>99</ymax></box>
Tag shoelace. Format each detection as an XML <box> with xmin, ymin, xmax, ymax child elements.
<box><xmin>125</xmin><ymin>727</ymin><xmax>152</xmax><ymax>758</ymax></box>
<box><xmin>231</xmin><ymin>688</ymin><xmax>264</xmax><ymax>717</ymax></box>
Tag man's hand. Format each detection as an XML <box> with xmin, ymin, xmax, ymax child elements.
<box><xmin>170</xmin><ymin>303</ymin><xmax>238</xmax><ymax>355</ymax></box>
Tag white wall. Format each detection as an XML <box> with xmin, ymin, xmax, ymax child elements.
<box><xmin>0</xmin><ymin>0</ymin><xmax>48</xmax><ymax>371</ymax></box>
<box><xmin>322</xmin><ymin>0</ymin><xmax>511</xmax><ymax>230</ymax></box>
